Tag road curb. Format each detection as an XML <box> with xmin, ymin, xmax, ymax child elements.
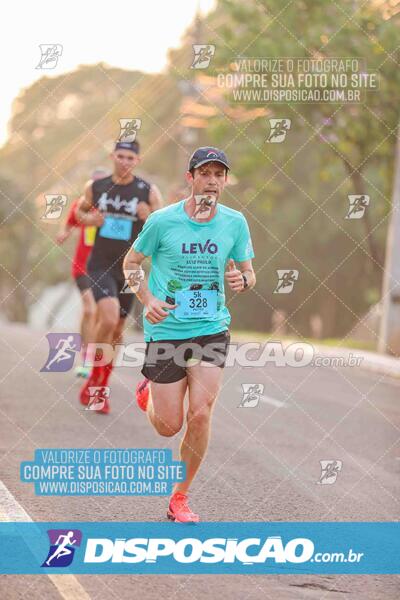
<box><xmin>231</xmin><ymin>332</ymin><xmax>400</xmax><ymax>379</ymax></box>
<box><xmin>310</xmin><ymin>343</ymin><xmax>400</xmax><ymax>379</ymax></box>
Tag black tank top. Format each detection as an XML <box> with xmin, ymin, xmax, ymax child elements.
<box><xmin>88</xmin><ymin>175</ymin><xmax>151</xmax><ymax>270</ymax></box>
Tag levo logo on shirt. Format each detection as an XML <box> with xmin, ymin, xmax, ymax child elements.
<box><xmin>181</xmin><ymin>239</ymin><xmax>218</xmax><ymax>254</ymax></box>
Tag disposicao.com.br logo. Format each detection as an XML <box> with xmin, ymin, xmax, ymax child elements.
<box><xmin>0</xmin><ymin>522</ymin><xmax>397</xmax><ymax>574</ymax></box>
<box><xmin>83</xmin><ymin>535</ymin><xmax>362</xmax><ymax>566</ymax></box>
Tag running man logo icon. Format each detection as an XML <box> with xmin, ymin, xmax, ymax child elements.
<box><xmin>118</xmin><ymin>119</ymin><xmax>142</xmax><ymax>143</ymax></box>
<box><xmin>40</xmin><ymin>333</ymin><xmax>81</xmax><ymax>372</ymax></box>
<box><xmin>42</xmin><ymin>529</ymin><xmax>82</xmax><ymax>567</ymax></box>
<box><xmin>36</xmin><ymin>44</ymin><xmax>63</xmax><ymax>69</ymax></box>
<box><xmin>193</xmin><ymin>195</ymin><xmax>216</xmax><ymax>220</ymax></box>
<box><xmin>86</xmin><ymin>386</ymin><xmax>110</xmax><ymax>411</ymax></box>
<box><xmin>121</xmin><ymin>269</ymin><xmax>145</xmax><ymax>294</ymax></box>
<box><xmin>191</xmin><ymin>44</ymin><xmax>216</xmax><ymax>69</ymax></box>
<box><xmin>239</xmin><ymin>383</ymin><xmax>264</xmax><ymax>408</ymax></box>
<box><xmin>274</xmin><ymin>270</ymin><xmax>299</xmax><ymax>294</ymax></box>
<box><xmin>345</xmin><ymin>195</ymin><xmax>370</xmax><ymax>219</ymax></box>
<box><xmin>42</xmin><ymin>195</ymin><xmax>68</xmax><ymax>221</ymax></box>
<box><xmin>266</xmin><ymin>119</ymin><xmax>291</xmax><ymax>143</ymax></box>
<box><xmin>317</xmin><ymin>460</ymin><xmax>343</xmax><ymax>485</ymax></box>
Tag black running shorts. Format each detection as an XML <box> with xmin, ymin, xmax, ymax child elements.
<box><xmin>88</xmin><ymin>268</ymin><xmax>134</xmax><ymax>319</ymax></box>
<box><xmin>141</xmin><ymin>330</ymin><xmax>230</xmax><ymax>383</ymax></box>
<box><xmin>74</xmin><ymin>274</ymin><xmax>92</xmax><ymax>293</ymax></box>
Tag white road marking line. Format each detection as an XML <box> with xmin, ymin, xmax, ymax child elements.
<box><xmin>259</xmin><ymin>395</ymin><xmax>287</xmax><ymax>408</ymax></box>
<box><xmin>0</xmin><ymin>480</ymin><xmax>90</xmax><ymax>600</ymax></box>
<box><xmin>235</xmin><ymin>387</ymin><xmax>287</xmax><ymax>408</ymax></box>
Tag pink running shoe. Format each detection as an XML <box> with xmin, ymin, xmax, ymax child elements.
<box><xmin>167</xmin><ymin>492</ymin><xmax>200</xmax><ymax>523</ymax></box>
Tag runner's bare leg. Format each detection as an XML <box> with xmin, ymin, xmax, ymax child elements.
<box><xmin>94</xmin><ymin>298</ymin><xmax>120</xmax><ymax>346</ymax></box>
<box><xmin>147</xmin><ymin>379</ymin><xmax>187</xmax><ymax>436</ymax></box>
<box><xmin>173</xmin><ymin>362</ymin><xmax>223</xmax><ymax>494</ymax></box>
<box><xmin>80</xmin><ymin>288</ymin><xmax>96</xmax><ymax>349</ymax></box>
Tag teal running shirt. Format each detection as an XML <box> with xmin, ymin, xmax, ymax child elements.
<box><xmin>133</xmin><ymin>200</ymin><xmax>255</xmax><ymax>341</ymax></box>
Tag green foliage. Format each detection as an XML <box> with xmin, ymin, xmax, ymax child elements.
<box><xmin>199</xmin><ymin>0</ymin><xmax>400</xmax><ymax>336</ymax></box>
<box><xmin>0</xmin><ymin>64</ymin><xmax>183</xmax><ymax>321</ymax></box>
<box><xmin>1</xmin><ymin>2</ymin><xmax>399</xmax><ymax>340</ymax></box>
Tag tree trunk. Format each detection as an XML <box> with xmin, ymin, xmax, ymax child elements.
<box><xmin>342</xmin><ymin>159</ymin><xmax>382</xmax><ymax>275</ymax></box>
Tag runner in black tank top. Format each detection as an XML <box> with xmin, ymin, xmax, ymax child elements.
<box><xmin>76</xmin><ymin>140</ymin><xmax>163</xmax><ymax>413</ymax></box>
<box><xmin>88</xmin><ymin>174</ymin><xmax>151</xmax><ymax>271</ymax></box>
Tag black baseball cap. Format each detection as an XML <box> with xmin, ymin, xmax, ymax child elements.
<box><xmin>114</xmin><ymin>140</ymin><xmax>140</xmax><ymax>154</ymax></box>
<box><xmin>188</xmin><ymin>147</ymin><xmax>230</xmax><ymax>172</ymax></box>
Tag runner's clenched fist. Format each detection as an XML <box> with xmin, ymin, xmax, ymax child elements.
<box><xmin>225</xmin><ymin>259</ymin><xmax>245</xmax><ymax>292</ymax></box>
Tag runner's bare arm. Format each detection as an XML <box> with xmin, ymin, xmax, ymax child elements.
<box><xmin>123</xmin><ymin>248</ymin><xmax>176</xmax><ymax>323</ymax></box>
<box><xmin>238</xmin><ymin>259</ymin><xmax>256</xmax><ymax>290</ymax></box>
<box><xmin>56</xmin><ymin>200</ymin><xmax>78</xmax><ymax>243</ymax></box>
<box><xmin>137</xmin><ymin>184</ymin><xmax>163</xmax><ymax>221</ymax></box>
<box><xmin>56</xmin><ymin>221</ymin><xmax>73</xmax><ymax>244</ymax></box>
<box><xmin>76</xmin><ymin>180</ymin><xmax>93</xmax><ymax>217</ymax></box>
<box><xmin>76</xmin><ymin>180</ymin><xmax>104</xmax><ymax>226</ymax></box>
<box><xmin>149</xmin><ymin>184</ymin><xmax>163</xmax><ymax>211</ymax></box>
<box><xmin>225</xmin><ymin>258</ymin><xmax>256</xmax><ymax>292</ymax></box>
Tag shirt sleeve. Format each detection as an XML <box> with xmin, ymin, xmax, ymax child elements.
<box><xmin>66</xmin><ymin>199</ymin><xmax>79</xmax><ymax>227</ymax></box>
<box><xmin>133</xmin><ymin>212</ymin><xmax>160</xmax><ymax>256</ymax></box>
<box><xmin>230</xmin><ymin>215</ymin><xmax>255</xmax><ymax>262</ymax></box>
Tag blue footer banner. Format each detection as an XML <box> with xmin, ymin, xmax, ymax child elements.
<box><xmin>1</xmin><ymin>522</ymin><xmax>399</xmax><ymax>574</ymax></box>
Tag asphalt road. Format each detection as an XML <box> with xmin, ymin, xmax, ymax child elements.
<box><xmin>0</xmin><ymin>323</ymin><xmax>399</xmax><ymax>599</ymax></box>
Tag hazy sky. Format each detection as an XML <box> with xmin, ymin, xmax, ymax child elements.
<box><xmin>0</xmin><ymin>0</ymin><xmax>215</xmax><ymax>145</ymax></box>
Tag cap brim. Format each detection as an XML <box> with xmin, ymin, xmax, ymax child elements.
<box><xmin>191</xmin><ymin>158</ymin><xmax>230</xmax><ymax>170</ymax></box>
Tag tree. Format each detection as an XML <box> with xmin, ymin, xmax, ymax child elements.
<box><xmin>199</xmin><ymin>0</ymin><xmax>400</xmax><ymax>336</ymax></box>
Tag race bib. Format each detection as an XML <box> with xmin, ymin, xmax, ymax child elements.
<box><xmin>99</xmin><ymin>216</ymin><xmax>132</xmax><ymax>241</ymax></box>
<box><xmin>83</xmin><ymin>226</ymin><xmax>96</xmax><ymax>247</ymax></box>
<box><xmin>175</xmin><ymin>290</ymin><xmax>218</xmax><ymax>319</ymax></box>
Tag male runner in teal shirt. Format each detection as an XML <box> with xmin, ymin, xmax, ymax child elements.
<box><xmin>123</xmin><ymin>147</ymin><xmax>256</xmax><ymax>522</ymax></box>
